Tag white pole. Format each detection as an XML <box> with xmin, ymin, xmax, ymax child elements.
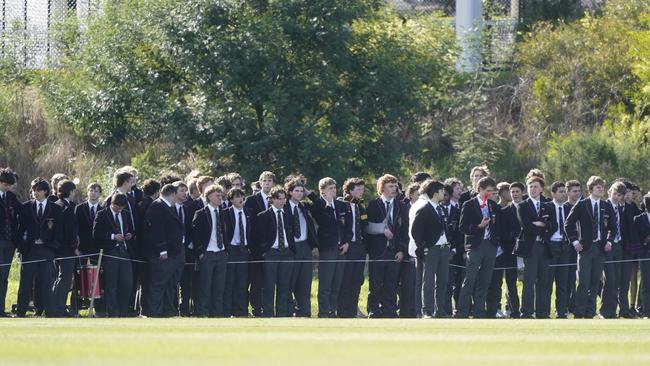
<box><xmin>456</xmin><ymin>0</ymin><xmax>482</xmax><ymax>72</ymax></box>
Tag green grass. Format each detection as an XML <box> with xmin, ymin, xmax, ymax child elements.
<box><xmin>0</xmin><ymin>318</ymin><xmax>649</xmax><ymax>365</ymax></box>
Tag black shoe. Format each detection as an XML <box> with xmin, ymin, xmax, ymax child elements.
<box><xmin>453</xmin><ymin>313</ymin><xmax>469</xmax><ymax>319</ymax></box>
<box><xmin>510</xmin><ymin>312</ymin><xmax>521</xmax><ymax>319</ymax></box>
<box><xmin>520</xmin><ymin>314</ymin><xmax>533</xmax><ymax>319</ymax></box>
<box><xmin>422</xmin><ymin>312</ymin><xmax>434</xmax><ymax>319</ymax></box>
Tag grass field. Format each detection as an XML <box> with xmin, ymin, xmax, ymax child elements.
<box><xmin>1</xmin><ymin>318</ymin><xmax>650</xmax><ymax>365</ymax></box>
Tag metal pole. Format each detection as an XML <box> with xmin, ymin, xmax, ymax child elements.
<box><xmin>88</xmin><ymin>249</ymin><xmax>104</xmax><ymax>318</ymax></box>
<box><xmin>456</xmin><ymin>0</ymin><xmax>482</xmax><ymax>72</ymax></box>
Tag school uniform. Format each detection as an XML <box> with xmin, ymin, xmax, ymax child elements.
<box><xmin>16</xmin><ymin>199</ymin><xmax>64</xmax><ymax>317</ymax></box>
<box><xmin>223</xmin><ymin>206</ymin><xmax>252</xmax><ymax>317</ymax></box>
<box><xmin>255</xmin><ymin>206</ymin><xmax>295</xmax><ymax>317</ymax></box>
<box><xmin>564</xmin><ymin>197</ymin><xmax>616</xmax><ymax>318</ymax></box>
<box><xmin>93</xmin><ymin>207</ymin><xmax>136</xmax><ymax>317</ymax></box>
<box><xmin>192</xmin><ymin>204</ymin><xmax>228</xmax><ymax>317</ymax></box>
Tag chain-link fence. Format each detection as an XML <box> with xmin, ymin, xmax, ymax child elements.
<box><xmin>1</xmin><ymin>0</ymin><xmax>100</xmax><ymax>68</ymax></box>
<box><xmin>1</xmin><ymin>0</ymin><xmax>518</xmax><ymax>69</ymax></box>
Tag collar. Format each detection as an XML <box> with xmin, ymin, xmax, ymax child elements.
<box><xmin>589</xmin><ymin>196</ymin><xmax>600</xmax><ymax>207</ymax></box>
<box><xmin>233</xmin><ymin>206</ymin><xmax>244</xmax><ymax>214</ymax></box>
<box><xmin>380</xmin><ymin>195</ymin><xmax>394</xmax><ymax>205</ymax></box>
<box><xmin>110</xmin><ymin>207</ymin><xmax>120</xmax><ymax>216</ymax></box>
<box><xmin>175</xmin><ymin>202</ymin><xmax>184</xmax><ymax>209</ymax></box>
<box><xmin>289</xmin><ymin>201</ymin><xmax>300</xmax><ymax>210</ymax></box>
<box><xmin>88</xmin><ymin>200</ymin><xmax>98</xmax><ymax>207</ymax></box>
<box><xmin>272</xmin><ymin>206</ymin><xmax>284</xmax><ymax>214</ymax></box>
<box><xmin>160</xmin><ymin>197</ymin><xmax>173</xmax><ymax>208</ymax></box>
<box><xmin>529</xmin><ymin>196</ymin><xmax>540</xmax><ymax>206</ymax></box>
<box><xmin>36</xmin><ymin>198</ymin><xmax>47</xmax><ymax>207</ymax></box>
<box><xmin>208</xmin><ymin>203</ymin><xmax>219</xmax><ymax>212</ymax></box>
<box><xmin>429</xmin><ymin>199</ymin><xmax>439</xmax><ymax>209</ymax></box>
<box><xmin>553</xmin><ymin>200</ymin><xmax>564</xmax><ymax>208</ymax></box>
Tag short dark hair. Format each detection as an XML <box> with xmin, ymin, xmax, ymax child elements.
<box><xmin>509</xmin><ymin>182</ymin><xmax>525</xmax><ymax>191</ymax></box>
<box><xmin>420</xmin><ymin>179</ymin><xmax>444</xmax><ymax>199</ymax></box>
<box><xmin>269</xmin><ymin>186</ymin><xmax>286</xmax><ymax>199</ymax></box>
<box><xmin>550</xmin><ymin>181</ymin><xmax>565</xmax><ymax>193</ymax></box>
<box><xmin>159</xmin><ymin>173</ymin><xmax>182</xmax><ymax>186</ymax></box>
<box><xmin>227</xmin><ymin>188</ymin><xmax>246</xmax><ymax>200</ymax></box>
<box><xmin>0</xmin><ymin>168</ymin><xmax>17</xmax><ymax>185</ymax></box>
<box><xmin>410</xmin><ymin>172</ymin><xmax>432</xmax><ymax>184</ymax></box>
<box><xmin>196</xmin><ymin>176</ymin><xmax>214</xmax><ymax>193</ymax></box>
<box><xmin>443</xmin><ymin>184</ymin><xmax>454</xmax><ymax>197</ymax></box>
<box><xmin>172</xmin><ymin>180</ymin><xmax>188</xmax><ymax>190</ymax></box>
<box><xmin>57</xmin><ymin>180</ymin><xmax>76</xmax><ymax>199</ymax></box>
<box><xmin>644</xmin><ymin>195</ymin><xmax>650</xmax><ymax>213</ymax></box>
<box><xmin>142</xmin><ymin>179</ymin><xmax>161</xmax><ymax>197</ymax></box>
<box><xmin>111</xmin><ymin>193</ymin><xmax>129</xmax><ymax>208</ymax></box>
<box><xmin>31</xmin><ymin>177</ymin><xmax>50</xmax><ymax>193</ymax></box>
<box><xmin>477</xmin><ymin>177</ymin><xmax>496</xmax><ymax>191</ymax></box>
<box><xmin>160</xmin><ymin>184</ymin><xmax>177</xmax><ymax>197</ymax></box>
<box><xmin>113</xmin><ymin>171</ymin><xmax>133</xmax><ymax>189</ymax></box>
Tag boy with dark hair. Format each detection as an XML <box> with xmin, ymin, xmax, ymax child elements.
<box><xmin>411</xmin><ymin>180</ymin><xmax>449</xmax><ymax>318</ymax></box>
<box><xmin>223</xmin><ymin>188</ymin><xmax>252</xmax><ymax>317</ymax></box>
<box><xmin>0</xmin><ymin>168</ymin><xmax>20</xmax><ymax>317</ymax></box>
<box><xmin>284</xmin><ymin>178</ymin><xmax>318</xmax><ymax>317</ymax></box>
<box><xmin>256</xmin><ymin>186</ymin><xmax>295</xmax><ymax>317</ymax></box>
<box><xmin>52</xmin><ymin>179</ymin><xmax>79</xmax><ymax>317</ymax></box>
<box><xmin>93</xmin><ymin>193</ymin><xmax>136</xmax><ymax>317</ymax></box>
<box><xmin>455</xmin><ymin>176</ymin><xmax>500</xmax><ymax>318</ymax></box>
<box><xmin>16</xmin><ymin>178</ymin><xmax>64</xmax><ymax>317</ymax></box>
<box><xmin>565</xmin><ymin>176</ymin><xmax>616</xmax><ymax>318</ymax></box>
<box><xmin>338</xmin><ymin>177</ymin><xmax>367</xmax><ymax>318</ymax></box>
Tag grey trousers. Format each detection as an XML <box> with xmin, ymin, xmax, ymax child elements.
<box><xmin>419</xmin><ymin>245</ymin><xmax>450</xmax><ymax>317</ymax></box>
<box><xmin>197</xmin><ymin>250</ymin><xmax>228</xmax><ymax>317</ymax></box>
<box><xmin>317</xmin><ymin>247</ymin><xmax>344</xmax><ymax>317</ymax></box>
<box><xmin>456</xmin><ymin>239</ymin><xmax>497</xmax><ymax>318</ymax></box>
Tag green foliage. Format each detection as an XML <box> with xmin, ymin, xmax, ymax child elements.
<box><xmin>542</xmin><ymin>118</ymin><xmax>650</xmax><ymax>188</ymax></box>
<box><xmin>39</xmin><ymin>0</ymin><xmax>458</xmax><ymax>185</ymax></box>
<box><xmin>517</xmin><ymin>2</ymin><xmax>648</xmax><ymax>135</ymax></box>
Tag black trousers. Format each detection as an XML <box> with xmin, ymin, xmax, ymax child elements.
<box><xmin>444</xmin><ymin>253</ymin><xmax>466</xmax><ymax>316</ymax></box>
<box><xmin>179</xmin><ymin>248</ymin><xmax>198</xmax><ymax>316</ymax></box>
<box><xmin>52</xmin><ymin>257</ymin><xmax>76</xmax><ymax>317</ymax></box>
<box><xmin>486</xmin><ymin>253</ymin><xmax>519</xmax><ymax>317</ymax></box>
<box><xmin>338</xmin><ymin>241</ymin><xmax>366</xmax><ymax>318</ymax></box>
<box><xmin>17</xmin><ymin>245</ymin><xmax>55</xmax><ymax>316</ymax></box>
<box><xmin>546</xmin><ymin>241</ymin><xmax>571</xmax><ymax>317</ymax></box>
<box><xmin>575</xmin><ymin>245</ymin><xmax>605</xmax><ymax>318</ymax></box>
<box><xmin>225</xmin><ymin>245</ymin><xmax>249</xmax><ymax>317</ymax></box>
<box><xmin>0</xmin><ymin>241</ymin><xmax>15</xmax><ymax>314</ymax></box>
<box><xmin>367</xmin><ymin>249</ymin><xmax>400</xmax><ymax>318</ymax></box>
<box><xmin>600</xmin><ymin>243</ymin><xmax>623</xmax><ymax>318</ymax></box>
<box><xmin>102</xmin><ymin>247</ymin><xmax>134</xmax><ymax>317</ymax></box>
<box><xmin>398</xmin><ymin>257</ymin><xmax>416</xmax><ymax>318</ymax></box>
<box><xmin>196</xmin><ymin>250</ymin><xmax>228</xmax><ymax>317</ymax></box>
<box><xmin>262</xmin><ymin>248</ymin><xmax>294</xmax><ymax>317</ymax></box>
<box><xmin>248</xmin><ymin>253</ymin><xmax>264</xmax><ymax>317</ymax></box>
<box><xmin>148</xmin><ymin>251</ymin><xmax>184</xmax><ymax>317</ymax></box>
<box><xmin>290</xmin><ymin>241</ymin><xmax>313</xmax><ymax>317</ymax></box>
